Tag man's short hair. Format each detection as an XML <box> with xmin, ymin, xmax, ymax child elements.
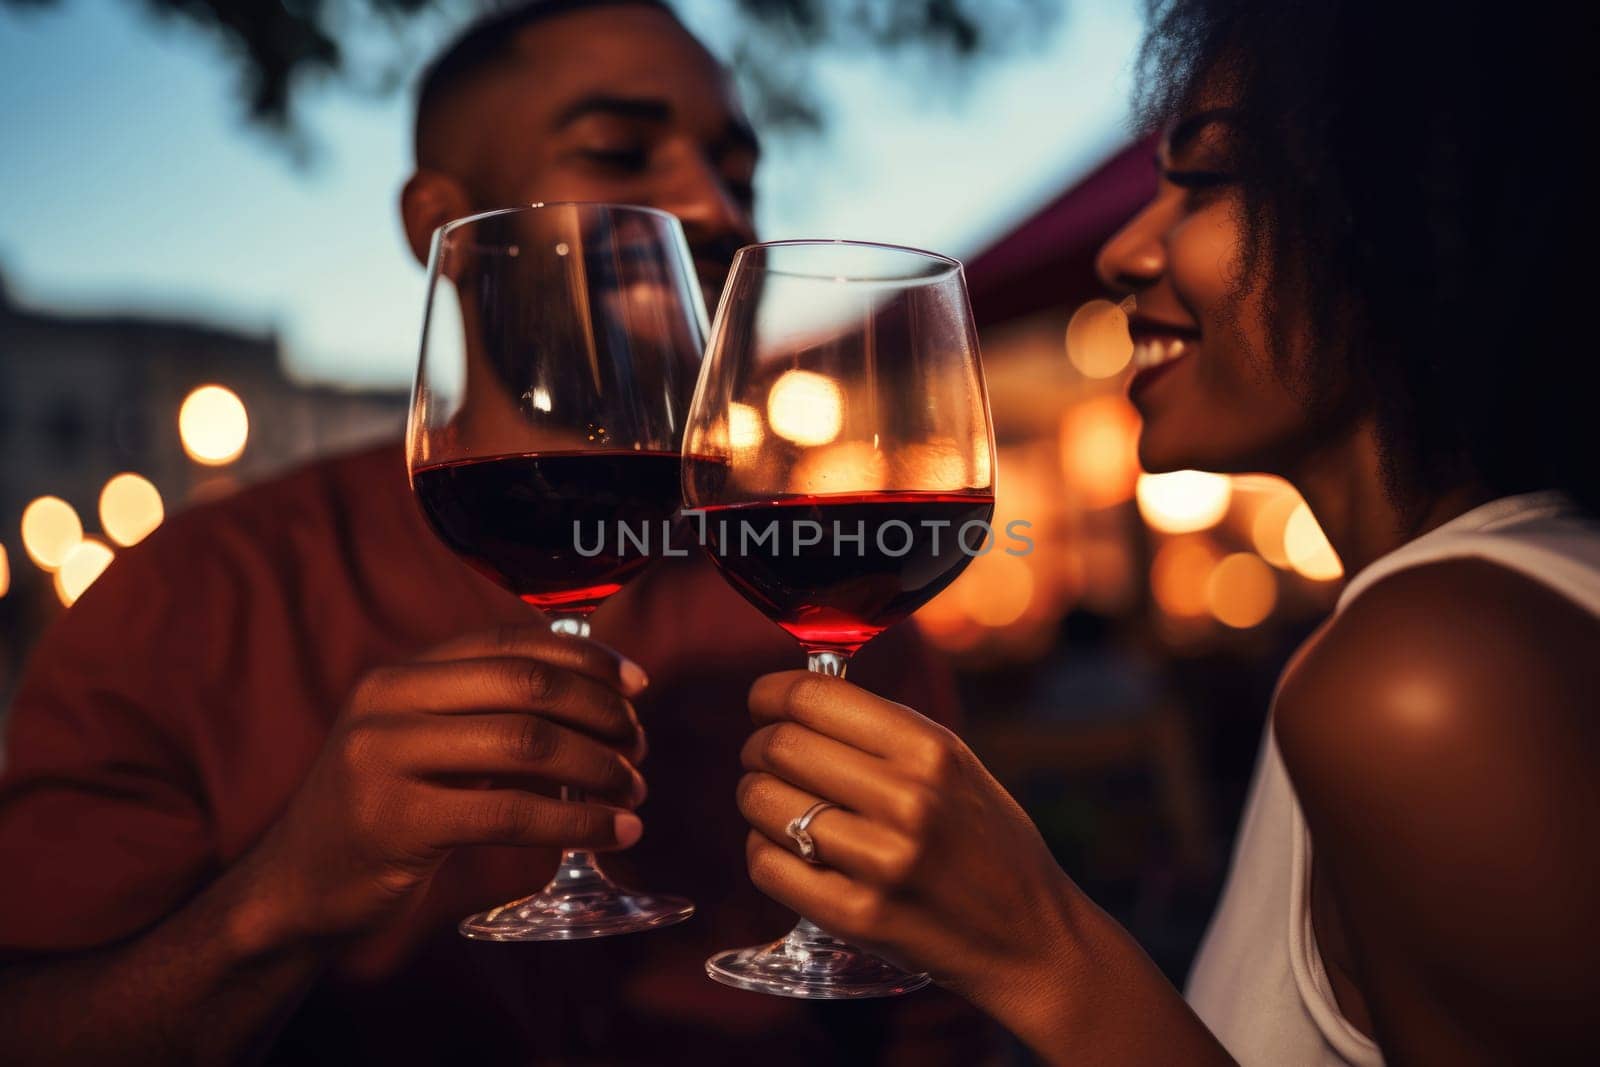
<box><xmin>415</xmin><ymin>0</ymin><xmax>680</xmax><ymax>163</ymax></box>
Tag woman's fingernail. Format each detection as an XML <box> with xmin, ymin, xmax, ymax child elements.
<box><xmin>620</xmin><ymin>659</ymin><xmax>649</xmax><ymax>696</ymax></box>
<box><xmin>614</xmin><ymin>812</ymin><xmax>644</xmax><ymax>848</ymax></box>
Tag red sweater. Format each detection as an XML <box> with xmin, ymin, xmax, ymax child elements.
<box><xmin>0</xmin><ymin>443</ymin><xmax>997</xmax><ymax>1065</ymax></box>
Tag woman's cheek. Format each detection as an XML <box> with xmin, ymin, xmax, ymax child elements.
<box><xmin>1142</xmin><ymin>206</ymin><xmax>1298</xmax><ymax>472</ymax></box>
<box><xmin>1167</xmin><ymin>202</ymin><xmax>1245</xmax><ymax>308</ymax></box>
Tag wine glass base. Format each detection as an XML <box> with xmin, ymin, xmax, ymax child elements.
<box><xmin>460</xmin><ymin>886</ymin><xmax>694</xmax><ymax>942</ymax></box>
<box><xmin>705</xmin><ymin>934</ymin><xmax>931</xmax><ymax>999</ymax></box>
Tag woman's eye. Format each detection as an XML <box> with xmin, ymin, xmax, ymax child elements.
<box><xmin>1164</xmin><ymin>169</ymin><xmax>1233</xmax><ymax>190</ymax></box>
<box><xmin>1163</xmin><ymin>169</ymin><xmax>1236</xmax><ymax>204</ymax></box>
<box><xmin>579</xmin><ymin>146</ymin><xmax>650</xmax><ymax>173</ymax></box>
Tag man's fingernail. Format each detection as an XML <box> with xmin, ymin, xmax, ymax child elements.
<box><xmin>620</xmin><ymin>659</ymin><xmax>649</xmax><ymax>696</ymax></box>
<box><xmin>614</xmin><ymin>812</ymin><xmax>643</xmax><ymax>847</ymax></box>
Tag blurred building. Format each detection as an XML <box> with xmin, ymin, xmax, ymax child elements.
<box><xmin>0</xmin><ymin>269</ymin><xmax>408</xmax><ymax>687</ymax></box>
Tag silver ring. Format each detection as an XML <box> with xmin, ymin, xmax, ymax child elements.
<box><xmin>785</xmin><ymin>801</ymin><xmax>837</xmax><ymax>864</ymax></box>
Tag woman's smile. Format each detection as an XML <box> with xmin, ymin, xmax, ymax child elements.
<box><xmin>1127</xmin><ymin>316</ymin><xmax>1198</xmax><ymax>406</ymax></box>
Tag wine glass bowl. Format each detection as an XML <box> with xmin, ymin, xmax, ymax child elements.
<box><xmin>683</xmin><ymin>240</ymin><xmax>995</xmax><ymax>659</ymax></box>
<box><xmin>407</xmin><ymin>202</ymin><xmax>703</xmax><ymax>940</ymax></box>
<box><xmin>683</xmin><ymin>239</ymin><xmax>996</xmax><ymax>996</ymax></box>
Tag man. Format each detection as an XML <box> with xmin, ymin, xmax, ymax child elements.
<box><xmin>0</xmin><ymin>2</ymin><xmax>997</xmax><ymax>1063</ymax></box>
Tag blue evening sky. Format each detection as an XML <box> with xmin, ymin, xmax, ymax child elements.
<box><xmin>0</xmin><ymin>0</ymin><xmax>1145</xmax><ymax>388</ymax></box>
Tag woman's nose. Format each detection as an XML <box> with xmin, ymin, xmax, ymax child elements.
<box><xmin>1095</xmin><ymin>202</ymin><xmax>1166</xmax><ymax>295</ymax></box>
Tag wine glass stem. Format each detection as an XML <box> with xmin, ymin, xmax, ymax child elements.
<box><xmin>807</xmin><ymin>650</ymin><xmax>848</xmax><ymax>677</ymax></box>
<box><xmin>786</xmin><ymin>649</ymin><xmax>850</xmax><ymax>946</ymax></box>
<box><xmin>549</xmin><ymin>614</ymin><xmax>606</xmax><ymax>880</ymax></box>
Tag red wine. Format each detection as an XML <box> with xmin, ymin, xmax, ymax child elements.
<box><xmin>413</xmin><ymin>450</ymin><xmax>682</xmax><ymax>616</ymax></box>
<box><xmin>694</xmin><ymin>491</ymin><xmax>996</xmax><ymax>654</ymax></box>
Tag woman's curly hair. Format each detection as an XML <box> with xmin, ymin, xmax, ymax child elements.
<box><xmin>1138</xmin><ymin>1</ymin><xmax>1596</xmax><ymax>515</ymax></box>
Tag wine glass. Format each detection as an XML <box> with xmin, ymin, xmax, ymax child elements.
<box><xmin>682</xmin><ymin>239</ymin><xmax>996</xmax><ymax>997</ymax></box>
<box><xmin>407</xmin><ymin>202</ymin><xmax>704</xmax><ymax>940</ymax></box>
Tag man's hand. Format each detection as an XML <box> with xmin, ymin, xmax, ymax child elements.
<box><xmin>248</xmin><ymin>625</ymin><xmax>651</xmax><ymax>943</ymax></box>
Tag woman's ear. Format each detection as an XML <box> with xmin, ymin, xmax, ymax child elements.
<box><xmin>400</xmin><ymin>170</ymin><xmax>474</xmax><ymax>266</ymax></box>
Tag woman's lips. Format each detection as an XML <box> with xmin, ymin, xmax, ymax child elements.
<box><xmin>1128</xmin><ymin>336</ymin><xmax>1193</xmax><ymax>401</ymax></box>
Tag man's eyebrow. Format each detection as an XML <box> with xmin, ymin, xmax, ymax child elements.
<box><xmin>1164</xmin><ymin>107</ymin><xmax>1237</xmax><ymax>156</ymax></box>
<box><xmin>553</xmin><ymin>94</ymin><xmax>673</xmax><ymax>129</ymax></box>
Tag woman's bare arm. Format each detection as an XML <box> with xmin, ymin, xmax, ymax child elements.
<box><xmin>1276</xmin><ymin>559</ymin><xmax>1600</xmax><ymax>1065</ymax></box>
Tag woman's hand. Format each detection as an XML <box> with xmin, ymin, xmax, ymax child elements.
<box><xmin>736</xmin><ymin>671</ymin><xmax>1076</xmax><ymax>1035</ymax></box>
<box><xmin>736</xmin><ymin>669</ymin><xmax>1232</xmax><ymax>1066</ymax></box>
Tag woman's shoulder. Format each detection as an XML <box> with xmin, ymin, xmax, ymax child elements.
<box><xmin>1273</xmin><ymin>556</ymin><xmax>1598</xmax><ymax>875</ymax></box>
<box><xmin>1269</xmin><ymin>558</ymin><xmax>1600</xmax><ymax>1052</ymax></box>
<box><xmin>1275</xmin><ymin>557</ymin><xmax>1597</xmax><ymax>778</ymax></box>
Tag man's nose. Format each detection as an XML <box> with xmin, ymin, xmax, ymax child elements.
<box><xmin>1095</xmin><ymin>200</ymin><xmax>1167</xmax><ymax>295</ymax></box>
<box><xmin>662</xmin><ymin>155</ymin><xmax>756</xmax><ymax>250</ymax></box>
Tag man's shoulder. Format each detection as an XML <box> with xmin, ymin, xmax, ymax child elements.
<box><xmin>71</xmin><ymin>441</ymin><xmax>410</xmax><ymax>614</ymax></box>
<box><xmin>181</xmin><ymin>440</ymin><xmax>404</xmax><ymax>532</ymax></box>
<box><xmin>151</xmin><ymin>441</ymin><xmax>404</xmax><ymax>554</ymax></box>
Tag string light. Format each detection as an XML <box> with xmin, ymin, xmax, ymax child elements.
<box><xmin>179</xmin><ymin>385</ymin><xmax>249</xmax><ymax>466</ymax></box>
<box><xmin>1151</xmin><ymin>537</ymin><xmax>1220</xmax><ymax>617</ymax></box>
<box><xmin>1205</xmin><ymin>552</ymin><xmax>1278</xmax><ymax>628</ymax></box>
<box><xmin>728</xmin><ymin>402</ymin><xmax>765</xmax><ymax>450</ymax></box>
<box><xmin>20</xmin><ymin>496</ymin><xmax>83</xmax><ymax>570</ymax></box>
<box><xmin>1136</xmin><ymin>470</ymin><xmax>1232</xmax><ymax>534</ymax></box>
<box><xmin>959</xmin><ymin>554</ymin><xmax>1035</xmax><ymax>627</ymax></box>
<box><xmin>1285</xmin><ymin>503</ymin><xmax>1344</xmax><ymax>580</ymax></box>
<box><xmin>55</xmin><ymin>538</ymin><xmax>114</xmax><ymax>607</ymax></box>
<box><xmin>99</xmin><ymin>473</ymin><xmax>164</xmax><ymax>547</ymax></box>
<box><xmin>789</xmin><ymin>441</ymin><xmax>887</xmax><ymax>494</ymax></box>
<box><xmin>767</xmin><ymin>370</ymin><xmax>843</xmax><ymax>446</ymax></box>
<box><xmin>1249</xmin><ymin>490</ymin><xmax>1302</xmax><ymax>569</ymax></box>
<box><xmin>1059</xmin><ymin>395</ymin><xmax>1141</xmax><ymax>508</ymax></box>
<box><xmin>1065</xmin><ymin>299</ymin><xmax>1134</xmax><ymax>379</ymax></box>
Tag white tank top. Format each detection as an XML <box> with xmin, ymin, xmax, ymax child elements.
<box><xmin>1184</xmin><ymin>491</ymin><xmax>1600</xmax><ymax>1066</ymax></box>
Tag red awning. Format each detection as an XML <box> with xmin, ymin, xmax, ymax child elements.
<box><xmin>965</xmin><ymin>133</ymin><xmax>1159</xmax><ymax>330</ymax></box>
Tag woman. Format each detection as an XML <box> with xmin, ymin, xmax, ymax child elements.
<box><xmin>733</xmin><ymin>2</ymin><xmax>1600</xmax><ymax>1063</ymax></box>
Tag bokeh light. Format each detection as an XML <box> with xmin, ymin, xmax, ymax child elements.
<box><xmin>1065</xmin><ymin>299</ymin><xmax>1134</xmax><ymax>379</ymax></box>
<box><xmin>1284</xmin><ymin>503</ymin><xmax>1344</xmax><ymax>580</ymax></box>
<box><xmin>179</xmin><ymin>384</ymin><xmax>249</xmax><ymax>465</ymax></box>
<box><xmin>1249</xmin><ymin>489</ymin><xmax>1302</xmax><ymax>569</ymax></box>
<box><xmin>1136</xmin><ymin>470</ymin><xmax>1233</xmax><ymax>534</ymax></box>
<box><xmin>917</xmin><ymin>581</ymin><xmax>986</xmax><ymax>652</ymax></box>
<box><xmin>1205</xmin><ymin>552</ymin><xmax>1278</xmax><ymax>628</ymax></box>
<box><xmin>959</xmin><ymin>553</ymin><xmax>1035</xmax><ymax>627</ymax></box>
<box><xmin>1150</xmin><ymin>537</ymin><xmax>1221</xmax><ymax>617</ymax></box>
<box><xmin>20</xmin><ymin>496</ymin><xmax>83</xmax><ymax>570</ymax></box>
<box><xmin>1059</xmin><ymin>395</ymin><xmax>1142</xmax><ymax>508</ymax></box>
<box><xmin>789</xmin><ymin>441</ymin><xmax>888</xmax><ymax>494</ymax></box>
<box><xmin>0</xmin><ymin>544</ymin><xmax>10</xmax><ymax>598</ymax></box>
<box><xmin>892</xmin><ymin>439</ymin><xmax>970</xmax><ymax>491</ymax></box>
<box><xmin>99</xmin><ymin>473</ymin><xmax>165</xmax><ymax>547</ymax></box>
<box><xmin>54</xmin><ymin>538</ymin><xmax>115</xmax><ymax>607</ymax></box>
<box><xmin>727</xmin><ymin>402</ymin><xmax>765</xmax><ymax>451</ymax></box>
<box><xmin>767</xmin><ymin>370</ymin><xmax>843</xmax><ymax>446</ymax></box>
